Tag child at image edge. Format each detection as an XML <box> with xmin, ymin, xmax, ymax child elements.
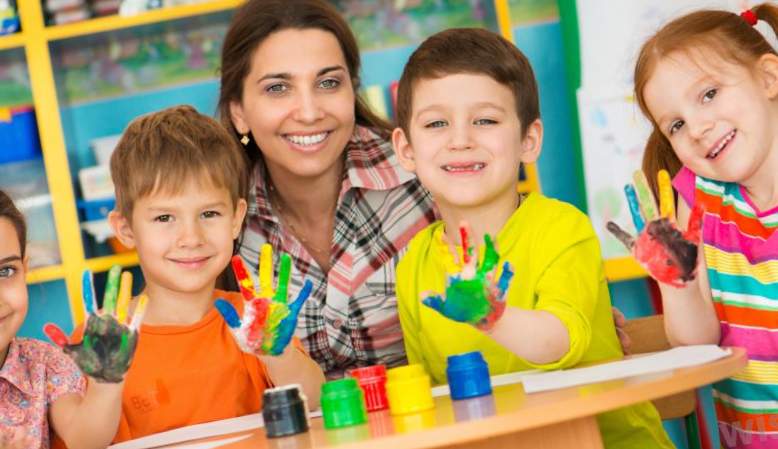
<box><xmin>391</xmin><ymin>28</ymin><xmax>675</xmax><ymax>449</ymax></box>
<box><xmin>59</xmin><ymin>105</ymin><xmax>324</xmax><ymax>445</ymax></box>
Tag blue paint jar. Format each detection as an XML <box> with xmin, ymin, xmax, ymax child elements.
<box><xmin>446</xmin><ymin>351</ymin><xmax>492</xmax><ymax>400</ymax></box>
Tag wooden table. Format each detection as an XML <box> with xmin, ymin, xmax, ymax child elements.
<box><xmin>173</xmin><ymin>348</ymin><xmax>746</xmax><ymax>449</ymax></box>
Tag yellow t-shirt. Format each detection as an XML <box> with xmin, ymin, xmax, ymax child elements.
<box><xmin>396</xmin><ymin>193</ymin><xmax>674</xmax><ymax>449</ymax></box>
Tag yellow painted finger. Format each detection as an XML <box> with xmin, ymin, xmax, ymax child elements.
<box><xmin>129</xmin><ymin>294</ymin><xmax>148</xmax><ymax>331</ymax></box>
<box><xmin>258</xmin><ymin>243</ymin><xmax>275</xmax><ymax>298</ymax></box>
<box><xmin>117</xmin><ymin>271</ymin><xmax>133</xmax><ymax>324</ymax></box>
<box><xmin>657</xmin><ymin>169</ymin><xmax>675</xmax><ymax>221</ymax></box>
<box><xmin>632</xmin><ymin>170</ymin><xmax>659</xmax><ymax>221</ymax></box>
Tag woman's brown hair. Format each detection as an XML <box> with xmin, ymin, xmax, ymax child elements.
<box><xmin>0</xmin><ymin>190</ymin><xmax>27</xmax><ymax>258</ymax></box>
<box><xmin>217</xmin><ymin>0</ymin><xmax>392</xmax><ymax>166</ymax></box>
<box><xmin>634</xmin><ymin>3</ymin><xmax>778</xmax><ymax>196</ymax></box>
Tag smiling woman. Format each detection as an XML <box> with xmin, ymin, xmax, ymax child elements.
<box><xmin>217</xmin><ymin>0</ymin><xmax>437</xmax><ymax>378</ymax></box>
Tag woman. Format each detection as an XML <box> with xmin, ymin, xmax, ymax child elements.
<box><xmin>218</xmin><ymin>0</ymin><xmax>436</xmax><ymax>378</ymax></box>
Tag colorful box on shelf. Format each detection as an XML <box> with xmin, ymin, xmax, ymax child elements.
<box><xmin>78</xmin><ymin>164</ymin><xmax>114</xmax><ymax>200</ymax></box>
<box><xmin>0</xmin><ymin>1</ymin><xmax>19</xmax><ymax>35</ymax></box>
<box><xmin>0</xmin><ymin>106</ymin><xmax>42</xmax><ymax>164</ymax></box>
<box><xmin>77</xmin><ymin>197</ymin><xmax>115</xmax><ymax>221</ymax></box>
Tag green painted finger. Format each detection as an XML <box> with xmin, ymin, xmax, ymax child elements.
<box><xmin>102</xmin><ymin>265</ymin><xmax>122</xmax><ymax>315</ymax></box>
<box><xmin>274</xmin><ymin>253</ymin><xmax>292</xmax><ymax>303</ymax></box>
<box><xmin>632</xmin><ymin>170</ymin><xmax>659</xmax><ymax>221</ymax></box>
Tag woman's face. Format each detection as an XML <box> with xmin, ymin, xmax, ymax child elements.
<box><xmin>231</xmin><ymin>28</ymin><xmax>356</xmax><ymax>181</ymax></box>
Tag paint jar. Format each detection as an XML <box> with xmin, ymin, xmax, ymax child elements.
<box><xmin>262</xmin><ymin>384</ymin><xmax>309</xmax><ymax>438</ymax></box>
<box><xmin>348</xmin><ymin>364</ymin><xmax>388</xmax><ymax>411</ymax></box>
<box><xmin>320</xmin><ymin>378</ymin><xmax>367</xmax><ymax>429</ymax></box>
<box><xmin>386</xmin><ymin>364</ymin><xmax>434</xmax><ymax>415</ymax></box>
<box><xmin>446</xmin><ymin>351</ymin><xmax>492</xmax><ymax>400</ymax></box>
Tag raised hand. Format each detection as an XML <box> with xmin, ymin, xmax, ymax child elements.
<box><xmin>606</xmin><ymin>170</ymin><xmax>703</xmax><ymax>288</ymax></box>
<box><xmin>214</xmin><ymin>244</ymin><xmax>312</xmax><ymax>356</ymax></box>
<box><xmin>423</xmin><ymin>224</ymin><xmax>514</xmax><ymax>331</ymax></box>
<box><xmin>43</xmin><ymin>266</ymin><xmax>147</xmax><ymax>383</ymax></box>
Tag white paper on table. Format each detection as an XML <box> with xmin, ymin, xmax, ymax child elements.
<box><xmin>521</xmin><ymin>345</ymin><xmax>730</xmax><ymax>394</ymax></box>
<box><xmin>430</xmin><ymin>369</ymin><xmax>541</xmax><ymax>397</ymax></box>
<box><xmin>109</xmin><ymin>410</ymin><xmax>323</xmax><ymax>449</ymax></box>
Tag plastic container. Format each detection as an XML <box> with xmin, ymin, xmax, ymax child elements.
<box><xmin>348</xmin><ymin>364</ymin><xmax>388</xmax><ymax>411</ymax></box>
<box><xmin>77</xmin><ymin>197</ymin><xmax>115</xmax><ymax>221</ymax></box>
<box><xmin>446</xmin><ymin>351</ymin><xmax>492</xmax><ymax>400</ymax></box>
<box><xmin>0</xmin><ymin>106</ymin><xmax>42</xmax><ymax>164</ymax></box>
<box><xmin>320</xmin><ymin>378</ymin><xmax>367</xmax><ymax>429</ymax></box>
<box><xmin>262</xmin><ymin>384</ymin><xmax>309</xmax><ymax>438</ymax></box>
<box><xmin>386</xmin><ymin>364</ymin><xmax>434</xmax><ymax>416</ymax></box>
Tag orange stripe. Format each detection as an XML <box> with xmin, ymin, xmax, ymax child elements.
<box><xmin>714</xmin><ymin>302</ymin><xmax>778</xmax><ymax>328</ymax></box>
<box><xmin>715</xmin><ymin>402</ymin><xmax>778</xmax><ymax>432</ymax></box>
<box><xmin>698</xmin><ymin>192</ymin><xmax>772</xmax><ymax>239</ymax></box>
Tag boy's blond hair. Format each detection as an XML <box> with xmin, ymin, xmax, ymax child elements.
<box><xmin>110</xmin><ymin>105</ymin><xmax>249</xmax><ymax>218</ymax></box>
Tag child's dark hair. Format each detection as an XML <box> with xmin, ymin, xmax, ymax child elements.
<box><xmin>0</xmin><ymin>190</ymin><xmax>27</xmax><ymax>258</ymax></box>
<box><xmin>635</xmin><ymin>3</ymin><xmax>778</xmax><ymax>196</ymax></box>
<box><xmin>396</xmin><ymin>27</ymin><xmax>540</xmax><ymax>139</ymax></box>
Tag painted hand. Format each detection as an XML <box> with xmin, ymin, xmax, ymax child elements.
<box><xmin>43</xmin><ymin>266</ymin><xmax>147</xmax><ymax>383</ymax></box>
<box><xmin>215</xmin><ymin>244</ymin><xmax>312</xmax><ymax>356</ymax></box>
<box><xmin>606</xmin><ymin>170</ymin><xmax>703</xmax><ymax>288</ymax></box>
<box><xmin>422</xmin><ymin>224</ymin><xmax>514</xmax><ymax>331</ymax></box>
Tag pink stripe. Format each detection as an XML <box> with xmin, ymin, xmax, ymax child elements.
<box><xmin>719</xmin><ymin>422</ymin><xmax>778</xmax><ymax>449</ymax></box>
<box><xmin>720</xmin><ymin>323</ymin><xmax>778</xmax><ymax>361</ymax></box>
<box><xmin>704</xmin><ymin>218</ymin><xmax>778</xmax><ymax>263</ymax></box>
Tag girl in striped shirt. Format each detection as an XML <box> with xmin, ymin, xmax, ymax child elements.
<box><xmin>625</xmin><ymin>4</ymin><xmax>778</xmax><ymax>448</ymax></box>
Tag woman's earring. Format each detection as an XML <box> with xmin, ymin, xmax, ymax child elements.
<box><xmin>240</xmin><ymin>134</ymin><xmax>250</xmax><ymax>146</ymax></box>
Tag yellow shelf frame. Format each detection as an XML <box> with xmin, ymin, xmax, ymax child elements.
<box><xmin>604</xmin><ymin>257</ymin><xmax>647</xmax><ymax>282</ymax></box>
<box><xmin>44</xmin><ymin>0</ymin><xmax>243</xmax><ymax>41</ymax></box>
<box><xmin>0</xmin><ymin>32</ymin><xmax>24</xmax><ymax>51</ymax></box>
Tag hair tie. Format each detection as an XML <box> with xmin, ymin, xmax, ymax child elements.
<box><xmin>741</xmin><ymin>9</ymin><xmax>758</xmax><ymax>26</ymax></box>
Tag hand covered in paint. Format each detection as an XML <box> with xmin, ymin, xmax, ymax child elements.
<box><xmin>215</xmin><ymin>244</ymin><xmax>312</xmax><ymax>356</ymax></box>
<box><xmin>423</xmin><ymin>225</ymin><xmax>514</xmax><ymax>331</ymax></box>
<box><xmin>43</xmin><ymin>266</ymin><xmax>147</xmax><ymax>383</ymax></box>
<box><xmin>606</xmin><ymin>170</ymin><xmax>703</xmax><ymax>288</ymax></box>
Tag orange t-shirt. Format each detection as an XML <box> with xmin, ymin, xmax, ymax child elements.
<box><xmin>55</xmin><ymin>289</ymin><xmax>282</xmax><ymax>445</ymax></box>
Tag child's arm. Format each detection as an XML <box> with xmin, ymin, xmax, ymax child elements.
<box><xmin>487</xmin><ymin>308</ymin><xmax>570</xmax><ymax>365</ymax></box>
<box><xmin>656</xmin><ymin>200</ymin><xmax>720</xmax><ymax>346</ymax></box>
<box><xmin>259</xmin><ymin>344</ymin><xmax>325</xmax><ymax>410</ymax></box>
<box><xmin>48</xmin><ymin>381</ymin><xmax>123</xmax><ymax>449</ymax></box>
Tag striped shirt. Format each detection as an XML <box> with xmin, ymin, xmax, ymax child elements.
<box><xmin>675</xmin><ymin>167</ymin><xmax>778</xmax><ymax>449</ymax></box>
<box><xmin>239</xmin><ymin>126</ymin><xmax>436</xmax><ymax>378</ymax></box>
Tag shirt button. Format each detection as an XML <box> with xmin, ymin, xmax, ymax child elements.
<box><xmin>332</xmin><ymin>319</ymin><xmax>343</xmax><ymax>328</ymax></box>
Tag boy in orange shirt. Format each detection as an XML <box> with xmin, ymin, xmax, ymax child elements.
<box><xmin>91</xmin><ymin>105</ymin><xmax>323</xmax><ymax>442</ymax></box>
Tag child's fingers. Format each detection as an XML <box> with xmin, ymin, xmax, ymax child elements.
<box><xmin>632</xmin><ymin>170</ymin><xmax>659</xmax><ymax>221</ymax></box>
<box><xmin>273</xmin><ymin>253</ymin><xmax>292</xmax><ymax>303</ymax></box>
<box><xmin>116</xmin><ymin>271</ymin><xmax>133</xmax><ymax>324</ymax></box>
<box><xmin>624</xmin><ymin>184</ymin><xmax>645</xmax><ymax>233</ymax></box>
<box><xmin>232</xmin><ymin>255</ymin><xmax>256</xmax><ymax>301</ymax></box>
<box><xmin>495</xmin><ymin>262</ymin><xmax>514</xmax><ymax>298</ymax></box>
<box><xmin>82</xmin><ymin>270</ymin><xmax>97</xmax><ymax>315</ymax></box>
<box><xmin>458</xmin><ymin>221</ymin><xmax>472</xmax><ymax>266</ymax></box>
<box><xmin>606</xmin><ymin>221</ymin><xmax>636</xmax><ymax>250</ymax></box>
<box><xmin>683</xmin><ymin>203</ymin><xmax>704</xmax><ymax>243</ymax></box>
<box><xmin>43</xmin><ymin>323</ymin><xmax>69</xmax><ymax>348</ymax></box>
<box><xmin>102</xmin><ymin>265</ymin><xmax>122</xmax><ymax>316</ymax></box>
<box><xmin>129</xmin><ymin>294</ymin><xmax>148</xmax><ymax>331</ymax></box>
<box><xmin>657</xmin><ymin>169</ymin><xmax>675</xmax><ymax>221</ymax></box>
<box><xmin>480</xmin><ymin>234</ymin><xmax>499</xmax><ymax>274</ymax></box>
<box><xmin>258</xmin><ymin>244</ymin><xmax>275</xmax><ymax>298</ymax></box>
<box><xmin>214</xmin><ymin>298</ymin><xmax>242</xmax><ymax>329</ymax></box>
<box><xmin>289</xmin><ymin>279</ymin><xmax>313</xmax><ymax>315</ymax></box>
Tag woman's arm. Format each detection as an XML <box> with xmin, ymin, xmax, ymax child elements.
<box><xmin>260</xmin><ymin>345</ymin><xmax>326</xmax><ymax>410</ymax></box>
<box><xmin>49</xmin><ymin>380</ymin><xmax>123</xmax><ymax>449</ymax></box>
<box><xmin>659</xmin><ymin>200</ymin><xmax>720</xmax><ymax>346</ymax></box>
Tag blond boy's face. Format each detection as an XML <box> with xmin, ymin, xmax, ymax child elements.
<box><xmin>393</xmin><ymin>73</ymin><xmax>541</xmax><ymax>212</ymax></box>
<box><xmin>0</xmin><ymin>218</ymin><xmax>28</xmax><ymax>363</ymax></box>
<box><xmin>110</xmin><ymin>179</ymin><xmax>247</xmax><ymax>299</ymax></box>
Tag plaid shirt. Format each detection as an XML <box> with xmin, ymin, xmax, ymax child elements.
<box><xmin>239</xmin><ymin>126</ymin><xmax>436</xmax><ymax>378</ymax></box>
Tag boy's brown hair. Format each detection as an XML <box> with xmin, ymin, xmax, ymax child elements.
<box><xmin>0</xmin><ymin>190</ymin><xmax>27</xmax><ymax>258</ymax></box>
<box><xmin>396</xmin><ymin>27</ymin><xmax>540</xmax><ymax>138</ymax></box>
<box><xmin>111</xmin><ymin>105</ymin><xmax>249</xmax><ymax>218</ymax></box>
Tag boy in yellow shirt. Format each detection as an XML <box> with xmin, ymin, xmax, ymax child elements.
<box><xmin>391</xmin><ymin>28</ymin><xmax>674</xmax><ymax>449</ymax></box>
